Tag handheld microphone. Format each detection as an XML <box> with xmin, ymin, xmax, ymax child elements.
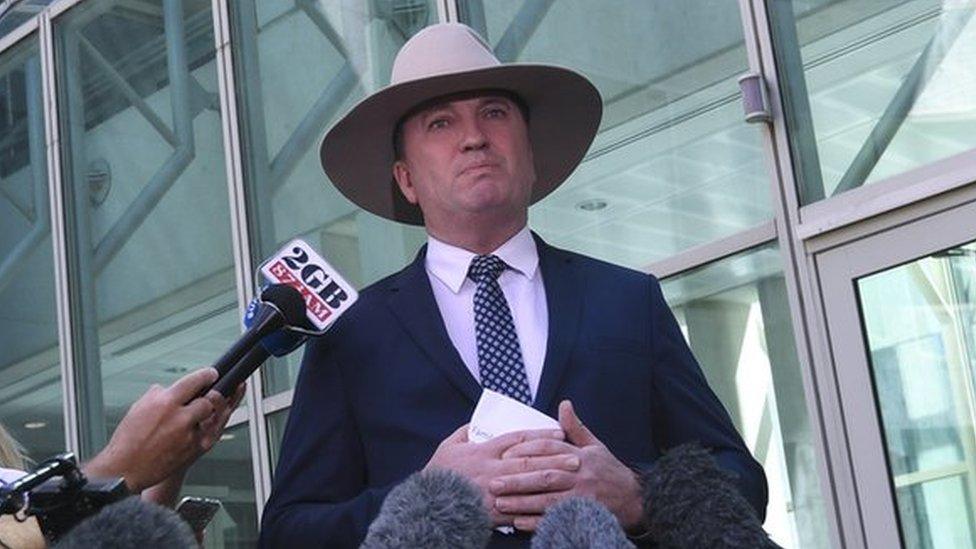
<box><xmin>52</xmin><ymin>497</ymin><xmax>196</xmax><ymax>548</ymax></box>
<box><xmin>641</xmin><ymin>443</ymin><xmax>780</xmax><ymax>548</ymax></box>
<box><xmin>530</xmin><ymin>497</ymin><xmax>635</xmax><ymax>549</ymax></box>
<box><xmin>361</xmin><ymin>469</ymin><xmax>491</xmax><ymax>549</ymax></box>
<box><xmin>211</xmin><ymin>284</ymin><xmax>306</xmax><ymax>397</ymax></box>
<box><xmin>209</xmin><ymin>238</ymin><xmax>359</xmax><ymax>396</ymax></box>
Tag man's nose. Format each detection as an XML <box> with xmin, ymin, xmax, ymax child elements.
<box><xmin>458</xmin><ymin>116</ymin><xmax>488</xmax><ymax>151</ymax></box>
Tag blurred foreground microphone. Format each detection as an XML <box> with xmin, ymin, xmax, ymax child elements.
<box><xmin>53</xmin><ymin>497</ymin><xmax>195</xmax><ymax>548</ymax></box>
<box><xmin>361</xmin><ymin>469</ymin><xmax>491</xmax><ymax>549</ymax></box>
<box><xmin>641</xmin><ymin>444</ymin><xmax>780</xmax><ymax>548</ymax></box>
<box><xmin>531</xmin><ymin>497</ymin><xmax>634</xmax><ymax>549</ymax></box>
<box><xmin>211</xmin><ymin>238</ymin><xmax>359</xmax><ymax>396</ymax></box>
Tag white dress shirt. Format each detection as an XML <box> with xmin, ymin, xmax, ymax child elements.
<box><xmin>425</xmin><ymin>227</ymin><xmax>549</xmax><ymax>400</ymax></box>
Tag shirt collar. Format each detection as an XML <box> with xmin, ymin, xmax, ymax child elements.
<box><xmin>426</xmin><ymin>226</ymin><xmax>539</xmax><ymax>294</ymax></box>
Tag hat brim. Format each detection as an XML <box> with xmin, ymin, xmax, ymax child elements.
<box><xmin>320</xmin><ymin>64</ymin><xmax>602</xmax><ymax>225</ymax></box>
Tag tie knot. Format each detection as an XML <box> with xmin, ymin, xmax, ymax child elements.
<box><xmin>468</xmin><ymin>254</ymin><xmax>507</xmax><ymax>284</ymax></box>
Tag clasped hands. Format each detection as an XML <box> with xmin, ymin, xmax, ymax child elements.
<box><xmin>424</xmin><ymin>400</ymin><xmax>644</xmax><ymax>532</ymax></box>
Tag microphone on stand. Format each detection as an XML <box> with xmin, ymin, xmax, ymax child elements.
<box><xmin>361</xmin><ymin>469</ymin><xmax>492</xmax><ymax>549</ymax></box>
<box><xmin>52</xmin><ymin>497</ymin><xmax>196</xmax><ymax>548</ymax></box>
<box><xmin>641</xmin><ymin>443</ymin><xmax>780</xmax><ymax>548</ymax></box>
<box><xmin>530</xmin><ymin>497</ymin><xmax>635</xmax><ymax>549</ymax></box>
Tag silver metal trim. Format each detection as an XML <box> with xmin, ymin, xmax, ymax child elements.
<box><xmin>0</xmin><ymin>9</ymin><xmax>37</xmax><ymax>54</ymax></box>
<box><xmin>439</xmin><ymin>0</ymin><xmax>457</xmax><ymax>22</ymax></box>
<box><xmin>262</xmin><ymin>390</ymin><xmax>293</xmax><ymax>415</ymax></box>
<box><xmin>47</xmin><ymin>0</ymin><xmax>86</xmax><ymax>19</ymax></box>
<box><xmin>744</xmin><ymin>1</ymin><xmax>850</xmax><ymax>547</ymax></box>
<box><xmin>211</xmin><ymin>0</ymin><xmax>272</xmax><ymax>518</ymax></box>
<box><xmin>798</xmin><ymin>148</ymin><xmax>976</xmax><ymax>242</ymax></box>
<box><xmin>643</xmin><ymin>222</ymin><xmax>777</xmax><ymax>279</ymax></box>
<box><xmin>39</xmin><ymin>9</ymin><xmax>79</xmax><ymax>455</ymax></box>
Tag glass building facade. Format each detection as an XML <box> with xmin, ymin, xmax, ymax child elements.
<box><xmin>1</xmin><ymin>1</ymin><xmax>975</xmax><ymax>547</ymax></box>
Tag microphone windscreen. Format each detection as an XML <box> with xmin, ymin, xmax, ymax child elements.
<box><xmin>361</xmin><ymin>469</ymin><xmax>491</xmax><ymax>549</ymax></box>
<box><xmin>530</xmin><ymin>497</ymin><xmax>634</xmax><ymax>549</ymax></box>
<box><xmin>53</xmin><ymin>496</ymin><xmax>196</xmax><ymax>548</ymax></box>
<box><xmin>642</xmin><ymin>443</ymin><xmax>780</xmax><ymax>548</ymax></box>
<box><xmin>260</xmin><ymin>284</ymin><xmax>308</xmax><ymax>327</ymax></box>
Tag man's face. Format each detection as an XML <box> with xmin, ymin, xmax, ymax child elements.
<box><xmin>392</xmin><ymin>93</ymin><xmax>536</xmax><ymax>228</ymax></box>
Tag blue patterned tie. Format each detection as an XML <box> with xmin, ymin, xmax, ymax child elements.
<box><xmin>468</xmin><ymin>255</ymin><xmax>533</xmax><ymax>405</ymax></box>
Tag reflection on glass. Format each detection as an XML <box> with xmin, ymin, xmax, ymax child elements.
<box><xmin>461</xmin><ymin>0</ymin><xmax>772</xmax><ymax>269</ymax></box>
<box><xmin>661</xmin><ymin>244</ymin><xmax>829</xmax><ymax>549</ymax></box>
<box><xmin>182</xmin><ymin>423</ymin><xmax>257</xmax><ymax>549</ymax></box>
<box><xmin>266</xmin><ymin>408</ymin><xmax>289</xmax><ymax>474</ymax></box>
<box><xmin>54</xmin><ymin>1</ymin><xmax>240</xmax><ymax>460</ymax></box>
<box><xmin>229</xmin><ymin>0</ymin><xmax>434</xmax><ymax>395</ymax></box>
<box><xmin>769</xmin><ymin>0</ymin><xmax>976</xmax><ymax>204</ymax></box>
<box><xmin>858</xmin><ymin>241</ymin><xmax>976</xmax><ymax>548</ymax></box>
<box><xmin>0</xmin><ymin>36</ymin><xmax>64</xmax><ymax>465</ymax></box>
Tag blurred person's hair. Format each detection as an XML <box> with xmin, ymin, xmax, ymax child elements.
<box><xmin>0</xmin><ymin>422</ymin><xmax>29</xmax><ymax>470</ymax></box>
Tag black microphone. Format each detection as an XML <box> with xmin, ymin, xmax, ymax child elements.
<box><xmin>53</xmin><ymin>497</ymin><xmax>196</xmax><ymax>548</ymax></box>
<box><xmin>211</xmin><ymin>284</ymin><xmax>307</xmax><ymax>397</ymax></box>
<box><xmin>361</xmin><ymin>469</ymin><xmax>491</xmax><ymax>549</ymax></box>
<box><xmin>530</xmin><ymin>497</ymin><xmax>635</xmax><ymax>549</ymax></box>
<box><xmin>641</xmin><ymin>443</ymin><xmax>781</xmax><ymax>548</ymax></box>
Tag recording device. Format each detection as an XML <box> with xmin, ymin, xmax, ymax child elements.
<box><xmin>176</xmin><ymin>496</ymin><xmax>221</xmax><ymax>534</ymax></box>
<box><xmin>52</xmin><ymin>497</ymin><xmax>196</xmax><ymax>548</ymax></box>
<box><xmin>0</xmin><ymin>454</ymin><xmax>128</xmax><ymax>543</ymax></box>
<box><xmin>530</xmin><ymin>497</ymin><xmax>635</xmax><ymax>549</ymax></box>
<box><xmin>361</xmin><ymin>469</ymin><xmax>491</xmax><ymax>549</ymax></box>
<box><xmin>209</xmin><ymin>239</ymin><xmax>358</xmax><ymax>397</ymax></box>
<box><xmin>641</xmin><ymin>443</ymin><xmax>781</xmax><ymax>548</ymax></box>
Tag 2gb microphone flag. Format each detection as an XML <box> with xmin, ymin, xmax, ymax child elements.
<box><xmin>259</xmin><ymin>238</ymin><xmax>358</xmax><ymax>332</ymax></box>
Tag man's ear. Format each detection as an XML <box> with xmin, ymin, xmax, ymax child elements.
<box><xmin>392</xmin><ymin>160</ymin><xmax>419</xmax><ymax>205</ymax></box>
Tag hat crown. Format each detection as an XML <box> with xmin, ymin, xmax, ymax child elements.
<box><xmin>391</xmin><ymin>23</ymin><xmax>500</xmax><ymax>85</ymax></box>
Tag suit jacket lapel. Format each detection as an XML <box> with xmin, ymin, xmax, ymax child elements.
<box><xmin>386</xmin><ymin>246</ymin><xmax>483</xmax><ymax>404</ymax></box>
<box><xmin>532</xmin><ymin>235</ymin><xmax>582</xmax><ymax>413</ymax></box>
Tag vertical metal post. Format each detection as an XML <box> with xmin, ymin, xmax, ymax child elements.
<box><xmin>740</xmin><ymin>0</ymin><xmax>856</xmax><ymax>547</ymax></box>
<box><xmin>211</xmin><ymin>0</ymin><xmax>272</xmax><ymax>518</ymax></box>
<box><xmin>59</xmin><ymin>13</ymin><xmax>108</xmax><ymax>458</ymax></box>
<box><xmin>39</xmin><ymin>9</ymin><xmax>80</xmax><ymax>455</ymax></box>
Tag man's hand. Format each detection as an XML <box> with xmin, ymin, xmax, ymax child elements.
<box><xmin>84</xmin><ymin>368</ymin><xmax>244</xmax><ymax>494</ymax></box>
<box><xmin>489</xmin><ymin>400</ymin><xmax>644</xmax><ymax>532</ymax></box>
<box><xmin>424</xmin><ymin>425</ymin><xmax>577</xmax><ymax>526</ymax></box>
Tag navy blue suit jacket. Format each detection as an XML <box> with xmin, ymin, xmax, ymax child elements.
<box><xmin>260</xmin><ymin>236</ymin><xmax>767</xmax><ymax>548</ymax></box>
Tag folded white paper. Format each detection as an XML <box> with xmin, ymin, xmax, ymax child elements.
<box><xmin>468</xmin><ymin>389</ymin><xmax>561</xmax><ymax>443</ymax></box>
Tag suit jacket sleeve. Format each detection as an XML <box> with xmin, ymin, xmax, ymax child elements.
<box><xmin>259</xmin><ymin>330</ymin><xmax>390</xmax><ymax>548</ymax></box>
<box><xmin>644</xmin><ymin>275</ymin><xmax>769</xmax><ymax>520</ymax></box>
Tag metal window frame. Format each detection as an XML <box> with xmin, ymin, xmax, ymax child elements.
<box><xmin>741</xmin><ymin>1</ymin><xmax>851</xmax><ymax>547</ymax></box>
<box><xmin>816</xmin><ymin>187</ymin><xmax>976</xmax><ymax>548</ymax></box>
<box><xmin>210</xmin><ymin>0</ymin><xmax>272</xmax><ymax>520</ymax></box>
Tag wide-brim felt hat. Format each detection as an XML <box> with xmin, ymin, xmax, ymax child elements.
<box><xmin>319</xmin><ymin>23</ymin><xmax>603</xmax><ymax>225</ymax></box>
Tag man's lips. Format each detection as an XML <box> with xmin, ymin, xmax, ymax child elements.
<box><xmin>458</xmin><ymin>162</ymin><xmax>499</xmax><ymax>176</ymax></box>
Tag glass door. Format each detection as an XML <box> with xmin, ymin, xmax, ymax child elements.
<box><xmin>817</xmin><ymin>195</ymin><xmax>976</xmax><ymax>548</ymax></box>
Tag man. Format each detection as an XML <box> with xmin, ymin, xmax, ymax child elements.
<box><xmin>261</xmin><ymin>23</ymin><xmax>767</xmax><ymax>548</ymax></box>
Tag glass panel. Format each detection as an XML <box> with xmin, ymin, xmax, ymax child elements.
<box><xmin>768</xmin><ymin>0</ymin><xmax>976</xmax><ymax>205</ymax></box>
<box><xmin>0</xmin><ymin>35</ymin><xmax>64</xmax><ymax>466</ymax></box>
<box><xmin>661</xmin><ymin>245</ymin><xmax>829</xmax><ymax>548</ymax></box>
<box><xmin>182</xmin><ymin>423</ymin><xmax>258</xmax><ymax>549</ymax></box>
<box><xmin>53</xmin><ymin>0</ymin><xmax>242</xmax><ymax>457</ymax></box>
<box><xmin>229</xmin><ymin>0</ymin><xmax>435</xmax><ymax>395</ymax></box>
<box><xmin>460</xmin><ymin>0</ymin><xmax>773</xmax><ymax>268</ymax></box>
<box><xmin>857</xmin><ymin>241</ymin><xmax>976</xmax><ymax>548</ymax></box>
<box><xmin>266</xmin><ymin>408</ymin><xmax>289</xmax><ymax>473</ymax></box>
